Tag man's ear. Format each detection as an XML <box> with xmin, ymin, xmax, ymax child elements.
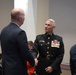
<box><xmin>18</xmin><ymin>17</ymin><xmax>22</xmax><ymax>21</ymax></box>
<box><xmin>53</xmin><ymin>25</ymin><xmax>56</xmax><ymax>29</ymax></box>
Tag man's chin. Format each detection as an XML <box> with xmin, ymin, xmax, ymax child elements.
<box><xmin>45</xmin><ymin>30</ymin><xmax>48</xmax><ymax>33</ymax></box>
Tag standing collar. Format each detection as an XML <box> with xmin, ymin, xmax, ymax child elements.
<box><xmin>45</xmin><ymin>33</ymin><xmax>53</xmax><ymax>37</ymax></box>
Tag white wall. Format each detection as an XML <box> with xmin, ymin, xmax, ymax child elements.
<box><xmin>49</xmin><ymin>0</ymin><xmax>76</xmax><ymax>65</ymax></box>
<box><xmin>14</xmin><ymin>0</ymin><xmax>49</xmax><ymax>41</ymax></box>
<box><xmin>14</xmin><ymin>0</ymin><xmax>37</xmax><ymax>41</ymax></box>
<box><xmin>0</xmin><ymin>0</ymin><xmax>14</xmax><ymax>32</ymax></box>
<box><xmin>36</xmin><ymin>0</ymin><xmax>49</xmax><ymax>34</ymax></box>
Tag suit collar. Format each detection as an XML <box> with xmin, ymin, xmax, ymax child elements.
<box><xmin>10</xmin><ymin>22</ymin><xmax>20</xmax><ymax>27</ymax></box>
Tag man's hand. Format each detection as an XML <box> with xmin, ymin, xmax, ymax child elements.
<box><xmin>45</xmin><ymin>66</ymin><xmax>53</xmax><ymax>73</ymax></box>
<box><xmin>34</xmin><ymin>58</ymin><xmax>38</xmax><ymax>66</ymax></box>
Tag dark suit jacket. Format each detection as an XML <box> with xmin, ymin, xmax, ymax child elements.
<box><xmin>34</xmin><ymin>33</ymin><xmax>64</xmax><ymax>75</ymax></box>
<box><xmin>70</xmin><ymin>44</ymin><xmax>76</xmax><ymax>75</ymax></box>
<box><xmin>1</xmin><ymin>22</ymin><xmax>35</xmax><ymax>75</ymax></box>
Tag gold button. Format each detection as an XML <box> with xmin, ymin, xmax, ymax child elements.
<box><xmin>41</xmin><ymin>44</ymin><xmax>42</xmax><ymax>46</ymax></box>
<box><xmin>47</xmin><ymin>42</ymin><xmax>50</xmax><ymax>45</ymax></box>
<box><xmin>47</xmin><ymin>47</ymin><xmax>49</xmax><ymax>49</ymax></box>
<box><xmin>47</xmin><ymin>51</ymin><xmax>49</xmax><ymax>54</ymax></box>
<box><xmin>48</xmin><ymin>37</ymin><xmax>50</xmax><ymax>39</ymax></box>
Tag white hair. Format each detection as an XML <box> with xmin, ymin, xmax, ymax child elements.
<box><xmin>47</xmin><ymin>19</ymin><xmax>55</xmax><ymax>26</ymax></box>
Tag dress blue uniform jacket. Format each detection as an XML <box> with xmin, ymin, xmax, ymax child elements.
<box><xmin>34</xmin><ymin>33</ymin><xmax>64</xmax><ymax>75</ymax></box>
<box><xmin>1</xmin><ymin>22</ymin><xmax>35</xmax><ymax>75</ymax></box>
<box><xmin>70</xmin><ymin>44</ymin><xmax>76</xmax><ymax>75</ymax></box>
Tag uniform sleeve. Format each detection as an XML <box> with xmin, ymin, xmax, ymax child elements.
<box><xmin>17</xmin><ymin>30</ymin><xmax>35</xmax><ymax>66</ymax></box>
<box><xmin>70</xmin><ymin>59</ymin><xmax>74</xmax><ymax>75</ymax></box>
<box><xmin>33</xmin><ymin>36</ymin><xmax>39</xmax><ymax>57</ymax></box>
<box><xmin>70</xmin><ymin>45</ymin><xmax>76</xmax><ymax>75</ymax></box>
<box><xmin>51</xmin><ymin>38</ymin><xmax>64</xmax><ymax>70</ymax></box>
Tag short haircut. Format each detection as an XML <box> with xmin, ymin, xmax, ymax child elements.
<box><xmin>28</xmin><ymin>41</ymin><xmax>34</xmax><ymax>46</ymax></box>
<box><xmin>11</xmin><ymin>12</ymin><xmax>20</xmax><ymax>19</ymax></box>
<box><xmin>47</xmin><ymin>19</ymin><xmax>55</xmax><ymax>26</ymax></box>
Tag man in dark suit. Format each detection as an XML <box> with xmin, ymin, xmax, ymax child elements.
<box><xmin>1</xmin><ymin>8</ymin><xmax>35</xmax><ymax>75</ymax></box>
<box><xmin>70</xmin><ymin>44</ymin><xmax>76</xmax><ymax>75</ymax></box>
<box><xmin>34</xmin><ymin>19</ymin><xmax>64</xmax><ymax>75</ymax></box>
